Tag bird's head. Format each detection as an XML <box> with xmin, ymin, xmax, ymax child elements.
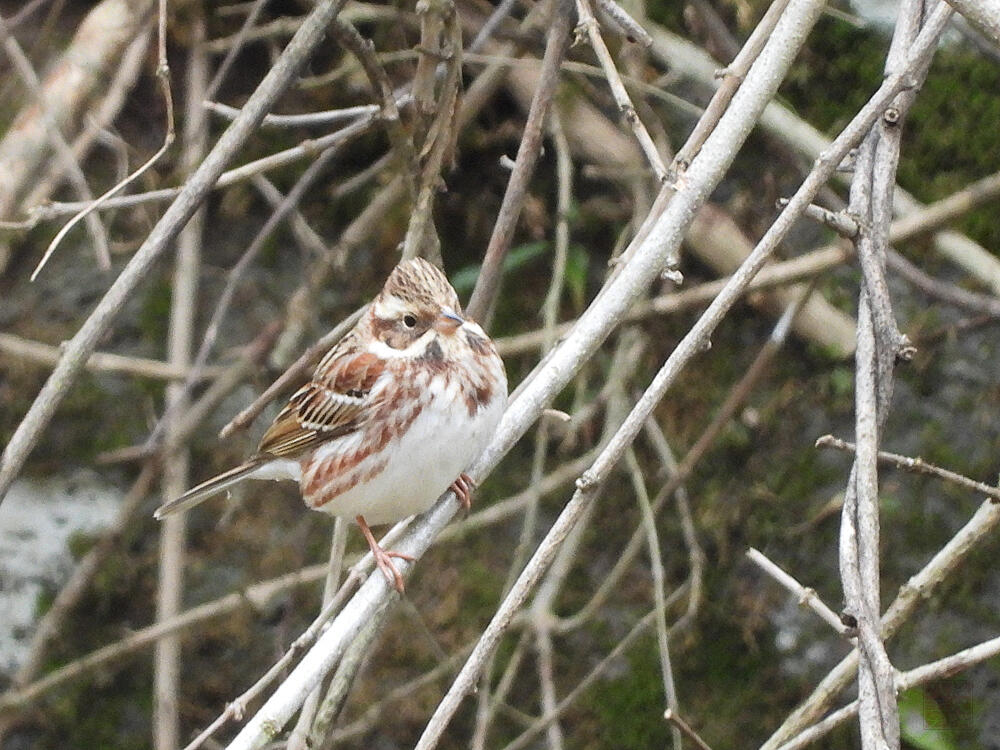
<box><xmin>369</xmin><ymin>258</ymin><xmax>469</xmax><ymax>355</ymax></box>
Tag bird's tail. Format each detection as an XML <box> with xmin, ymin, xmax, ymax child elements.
<box><xmin>154</xmin><ymin>459</ymin><xmax>266</xmax><ymax>519</ymax></box>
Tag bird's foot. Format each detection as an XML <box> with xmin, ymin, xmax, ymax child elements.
<box><xmin>372</xmin><ymin>546</ymin><xmax>414</xmax><ymax>594</ymax></box>
<box><xmin>451</xmin><ymin>473</ymin><xmax>476</xmax><ymax>512</ymax></box>
<box><xmin>356</xmin><ymin>515</ymin><xmax>414</xmax><ymax>594</ymax></box>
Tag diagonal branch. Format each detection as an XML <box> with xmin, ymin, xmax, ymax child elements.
<box><xmin>466</xmin><ymin>0</ymin><xmax>574</xmax><ymax>322</ymax></box>
<box><xmin>0</xmin><ymin>0</ymin><xmax>354</xmax><ymax>504</ymax></box>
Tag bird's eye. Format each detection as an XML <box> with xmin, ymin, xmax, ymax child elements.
<box><xmin>403</xmin><ymin>314</ymin><xmax>417</xmax><ymax>328</ymax></box>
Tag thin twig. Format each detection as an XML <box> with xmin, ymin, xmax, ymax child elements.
<box><xmin>0</xmin><ymin>0</ymin><xmax>357</xmax><ymax>504</ymax></box>
<box><xmin>154</xmin><ymin>10</ymin><xmax>206</xmax><ymax>747</ymax></box>
<box><xmin>466</xmin><ymin>0</ymin><xmax>573</xmax><ymax>322</ymax></box>
<box><xmin>574</xmin><ymin>0</ymin><xmax>667</xmax><ymax>181</ymax></box>
<box><xmin>816</xmin><ymin>435</ymin><xmax>1000</xmax><ymax>502</ymax></box>
<box><xmin>205</xmin><ymin>100</ymin><xmax>379</xmax><ymax>127</ymax></box>
<box><xmin>0</xmin><ymin>11</ymin><xmax>112</xmax><ymax>271</ymax></box>
<box><xmin>663</xmin><ymin>708</ymin><xmax>714</xmax><ymax>750</ymax></box>
<box><xmin>777</xmin><ymin>634</ymin><xmax>1000</xmax><ymax>750</ymax></box>
<box><xmin>888</xmin><ymin>168</ymin><xmax>1000</xmax><ymax>242</ymax></box>
<box><xmin>626</xmin><ymin>447</ymin><xmax>682</xmax><ymax>750</ymax></box>
<box><xmin>886</xmin><ymin>249</ymin><xmax>1000</xmax><ymax>318</ymax></box>
<box><xmin>746</xmin><ymin>548</ymin><xmax>852</xmax><ymax>637</ymax></box>
<box><xmin>204</xmin><ymin>0</ymin><xmax>272</xmax><ymax>100</ymax></box>
<box><xmin>535</xmin><ymin>626</ymin><xmax>565</xmax><ymax>750</ymax></box>
<box><xmin>0</xmin><ymin>333</ymin><xmax>221</xmax><ymax>381</ymax></box>
<box><xmin>594</xmin><ymin>0</ymin><xmax>653</xmax><ymax>46</ymax></box>
<box><xmin>641</xmin><ymin>421</ymin><xmax>705</xmax><ymax>633</ymax></box>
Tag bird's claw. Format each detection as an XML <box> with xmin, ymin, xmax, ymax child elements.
<box><xmin>356</xmin><ymin>514</ymin><xmax>414</xmax><ymax>594</ymax></box>
<box><xmin>450</xmin><ymin>473</ymin><xmax>476</xmax><ymax>512</ymax></box>
<box><xmin>373</xmin><ymin>546</ymin><xmax>414</xmax><ymax>594</ymax></box>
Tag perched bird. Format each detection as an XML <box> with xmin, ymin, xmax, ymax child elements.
<box><xmin>155</xmin><ymin>258</ymin><xmax>508</xmax><ymax>592</ymax></box>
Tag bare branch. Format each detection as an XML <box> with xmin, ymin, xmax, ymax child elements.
<box><xmin>154</xmin><ymin>8</ymin><xmax>206</xmax><ymax>746</ymax></box>
<box><xmin>0</xmin><ymin>333</ymin><xmax>221</xmax><ymax>381</ymax></box>
<box><xmin>817</xmin><ymin>435</ymin><xmax>1000</xmax><ymax>502</ymax></box>
<box><xmin>940</xmin><ymin>0</ymin><xmax>1000</xmax><ymax>44</ymax></box>
<box><xmin>466</xmin><ymin>0</ymin><xmax>573</xmax><ymax>322</ymax></box>
<box><xmin>0</xmin><ymin>0</ymin><xmax>355</xmax><ymax>503</ymax></box>
<box><xmin>746</xmin><ymin>548</ymin><xmax>852</xmax><ymax>637</ymax></box>
<box><xmin>777</xmin><ymin>634</ymin><xmax>1000</xmax><ymax>750</ymax></box>
<box><xmin>574</xmin><ymin>0</ymin><xmax>667</xmax><ymax>181</ymax></box>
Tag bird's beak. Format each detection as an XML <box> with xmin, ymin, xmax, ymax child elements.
<box><xmin>434</xmin><ymin>307</ymin><xmax>464</xmax><ymax>333</ymax></box>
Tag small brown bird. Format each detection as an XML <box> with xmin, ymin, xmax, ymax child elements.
<box><xmin>155</xmin><ymin>258</ymin><xmax>508</xmax><ymax>592</ymax></box>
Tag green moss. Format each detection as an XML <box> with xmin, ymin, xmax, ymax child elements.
<box><xmin>781</xmin><ymin>17</ymin><xmax>886</xmax><ymax>133</ymax></box>
<box><xmin>646</xmin><ymin>0</ymin><xmax>685</xmax><ymax>32</ymax></box>
<box><xmin>898</xmin><ymin>51</ymin><xmax>1000</xmax><ymax>251</ymax></box>
<box><xmin>783</xmin><ymin>17</ymin><xmax>1000</xmax><ymax>252</ymax></box>
<box><xmin>137</xmin><ymin>276</ymin><xmax>172</xmax><ymax>346</ymax></box>
<box><xmin>581</xmin><ymin>634</ymin><xmax>671</xmax><ymax>749</ymax></box>
<box><xmin>38</xmin><ymin>666</ymin><xmax>154</xmax><ymax>750</ymax></box>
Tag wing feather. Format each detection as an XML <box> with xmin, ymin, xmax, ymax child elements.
<box><xmin>256</xmin><ymin>350</ymin><xmax>385</xmax><ymax>458</ymax></box>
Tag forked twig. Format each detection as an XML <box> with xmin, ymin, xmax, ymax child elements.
<box><xmin>816</xmin><ymin>435</ymin><xmax>1000</xmax><ymax>502</ymax></box>
<box><xmin>663</xmin><ymin>708</ymin><xmax>714</xmax><ymax>750</ymax></box>
<box><xmin>574</xmin><ymin>0</ymin><xmax>666</xmax><ymax>181</ymax></box>
<box><xmin>746</xmin><ymin>548</ymin><xmax>852</xmax><ymax>637</ymax></box>
<box><xmin>466</xmin><ymin>0</ymin><xmax>573</xmax><ymax>322</ymax></box>
<box><xmin>777</xmin><ymin>634</ymin><xmax>1000</xmax><ymax>750</ymax></box>
<box><xmin>0</xmin><ymin>0</ymin><xmax>357</xmax><ymax>504</ymax></box>
<box><xmin>30</xmin><ymin>0</ymin><xmax>176</xmax><ymax>281</ymax></box>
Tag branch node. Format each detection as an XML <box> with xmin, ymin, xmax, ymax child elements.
<box><xmin>576</xmin><ymin>470</ymin><xmax>598</xmax><ymax>491</ymax></box>
<box><xmin>660</xmin><ymin>267</ymin><xmax>683</xmax><ymax>285</ymax></box>
<box><xmin>839</xmin><ymin>610</ymin><xmax>858</xmax><ymax>631</ymax></box>
<box><xmin>895</xmin><ymin>335</ymin><xmax>917</xmax><ymax>362</ymax></box>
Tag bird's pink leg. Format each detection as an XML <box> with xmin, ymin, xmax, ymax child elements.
<box><xmin>356</xmin><ymin>515</ymin><xmax>414</xmax><ymax>594</ymax></box>
<box><xmin>450</xmin><ymin>473</ymin><xmax>475</xmax><ymax>511</ymax></box>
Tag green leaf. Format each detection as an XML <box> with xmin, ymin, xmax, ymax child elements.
<box><xmin>451</xmin><ymin>241</ymin><xmax>550</xmax><ymax>294</ymax></box>
<box><xmin>899</xmin><ymin>688</ymin><xmax>959</xmax><ymax>750</ymax></box>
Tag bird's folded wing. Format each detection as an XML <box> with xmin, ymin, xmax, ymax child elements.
<box><xmin>256</xmin><ymin>351</ymin><xmax>386</xmax><ymax>458</ymax></box>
